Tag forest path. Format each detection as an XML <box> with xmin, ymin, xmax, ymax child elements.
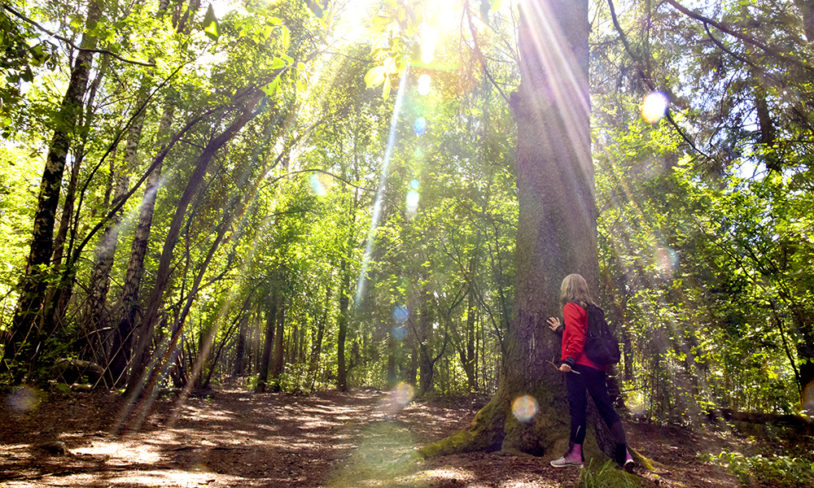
<box><xmin>1</xmin><ymin>387</ymin><xmax>742</xmax><ymax>487</ymax></box>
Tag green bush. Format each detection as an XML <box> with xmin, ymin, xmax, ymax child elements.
<box><xmin>703</xmin><ymin>451</ymin><xmax>814</xmax><ymax>487</ymax></box>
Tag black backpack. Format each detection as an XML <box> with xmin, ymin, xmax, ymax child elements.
<box><xmin>584</xmin><ymin>304</ymin><xmax>621</xmax><ymax>366</ymax></box>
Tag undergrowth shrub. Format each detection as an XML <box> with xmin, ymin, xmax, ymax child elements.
<box><xmin>701</xmin><ymin>451</ymin><xmax>814</xmax><ymax>487</ymax></box>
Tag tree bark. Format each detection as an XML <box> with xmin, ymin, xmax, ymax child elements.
<box><xmin>2</xmin><ymin>0</ymin><xmax>102</xmax><ymax>377</ymax></box>
<box><xmin>421</xmin><ymin>0</ymin><xmax>597</xmax><ymax>457</ymax></box>
<box><xmin>795</xmin><ymin>0</ymin><xmax>814</xmax><ymax>41</ymax></box>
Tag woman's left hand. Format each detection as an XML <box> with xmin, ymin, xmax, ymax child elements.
<box><xmin>558</xmin><ymin>363</ymin><xmax>572</xmax><ymax>373</ymax></box>
<box><xmin>546</xmin><ymin>317</ymin><xmax>561</xmax><ymax>331</ymax></box>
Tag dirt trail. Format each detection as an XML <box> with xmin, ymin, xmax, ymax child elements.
<box><xmin>1</xmin><ymin>387</ymin><xmax>743</xmax><ymax>487</ymax></box>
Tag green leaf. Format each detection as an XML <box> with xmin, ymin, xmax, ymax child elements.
<box><xmin>278</xmin><ymin>25</ymin><xmax>290</xmax><ymax>50</ymax></box>
<box><xmin>203</xmin><ymin>4</ymin><xmax>219</xmax><ymax>41</ymax></box>
<box><xmin>364</xmin><ymin>66</ymin><xmax>386</xmax><ymax>89</ymax></box>
<box><xmin>269</xmin><ymin>57</ymin><xmax>286</xmax><ymax>70</ymax></box>
<box><xmin>261</xmin><ymin>76</ymin><xmax>281</xmax><ymax>97</ymax></box>
<box><xmin>20</xmin><ymin>67</ymin><xmax>33</xmax><ymax>83</ymax></box>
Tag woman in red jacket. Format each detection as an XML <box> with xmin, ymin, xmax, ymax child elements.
<box><xmin>546</xmin><ymin>273</ymin><xmax>633</xmax><ymax>470</ymax></box>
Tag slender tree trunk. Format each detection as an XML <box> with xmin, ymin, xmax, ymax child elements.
<box><xmin>308</xmin><ymin>282</ymin><xmax>331</xmax><ymax>390</ymax></box>
<box><xmin>461</xmin><ymin>287</ymin><xmax>478</xmax><ymax>392</ymax></box>
<box><xmin>87</xmin><ymin>82</ymin><xmax>150</xmax><ymax>335</ymax></box>
<box><xmin>109</xmin><ymin>104</ymin><xmax>175</xmax><ymax>385</ymax></box>
<box><xmin>386</xmin><ymin>335</ymin><xmax>398</xmax><ymax>388</ymax></box>
<box><xmin>269</xmin><ymin>300</ymin><xmax>286</xmax><ymax>392</ymax></box>
<box><xmin>336</xmin><ymin>259</ymin><xmax>351</xmax><ymax>391</ymax></box>
<box><xmin>2</xmin><ymin>0</ymin><xmax>102</xmax><ymax>377</ymax></box>
<box><xmin>40</xmin><ymin>54</ymin><xmax>111</xmax><ymax>369</ymax></box>
<box><xmin>233</xmin><ymin>310</ymin><xmax>248</xmax><ymax>376</ymax></box>
<box><xmin>256</xmin><ymin>291</ymin><xmax>279</xmax><ymax>393</ymax></box>
<box><xmin>418</xmin><ymin>288</ymin><xmax>435</xmax><ymax>396</ymax></box>
<box><xmin>125</xmin><ymin>93</ymin><xmax>261</xmax><ymax>396</ymax></box>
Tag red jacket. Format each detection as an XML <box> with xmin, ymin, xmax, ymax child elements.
<box><xmin>560</xmin><ymin>302</ymin><xmax>603</xmax><ymax>371</ymax></box>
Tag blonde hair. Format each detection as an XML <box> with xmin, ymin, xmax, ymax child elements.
<box><xmin>560</xmin><ymin>273</ymin><xmax>595</xmax><ymax>307</ymax></box>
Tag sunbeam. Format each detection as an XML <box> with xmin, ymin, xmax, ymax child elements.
<box><xmin>356</xmin><ymin>68</ymin><xmax>410</xmax><ymax>304</ymax></box>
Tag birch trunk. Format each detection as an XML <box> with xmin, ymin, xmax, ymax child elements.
<box><xmin>2</xmin><ymin>0</ymin><xmax>102</xmax><ymax>376</ymax></box>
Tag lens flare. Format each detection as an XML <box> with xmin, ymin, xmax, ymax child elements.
<box><xmin>414</xmin><ymin>148</ymin><xmax>424</xmax><ymax>159</ymax></box>
<box><xmin>406</xmin><ymin>189</ymin><xmax>420</xmax><ymax>210</ymax></box>
<box><xmin>417</xmin><ymin>74</ymin><xmax>431</xmax><ymax>95</ymax></box>
<box><xmin>6</xmin><ymin>386</ymin><xmax>40</xmax><ymax>413</ymax></box>
<box><xmin>309</xmin><ymin>173</ymin><xmax>326</xmax><ymax>196</ymax></box>
<box><xmin>409</xmin><ymin>179</ymin><xmax>420</xmax><ymax>190</ymax></box>
<box><xmin>655</xmin><ymin>246</ymin><xmax>678</xmax><ymax>277</ymax></box>
<box><xmin>511</xmin><ymin>395</ymin><xmax>538</xmax><ymax>423</ymax></box>
<box><xmin>414</xmin><ymin>117</ymin><xmax>427</xmax><ymax>137</ymax></box>
<box><xmin>392</xmin><ymin>382</ymin><xmax>415</xmax><ymax>406</ymax></box>
<box><xmin>393</xmin><ymin>305</ymin><xmax>409</xmax><ymax>324</ymax></box>
<box><xmin>391</xmin><ymin>325</ymin><xmax>407</xmax><ymax>341</ymax></box>
<box><xmin>420</xmin><ymin>24</ymin><xmax>438</xmax><ymax>64</ymax></box>
<box><xmin>641</xmin><ymin>92</ymin><xmax>669</xmax><ymax>123</ymax></box>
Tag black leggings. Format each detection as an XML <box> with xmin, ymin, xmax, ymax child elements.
<box><xmin>566</xmin><ymin>364</ymin><xmax>626</xmax><ymax>446</ymax></box>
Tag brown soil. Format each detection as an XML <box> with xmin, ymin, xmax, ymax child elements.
<box><xmin>0</xmin><ymin>385</ymin><xmax>765</xmax><ymax>487</ymax></box>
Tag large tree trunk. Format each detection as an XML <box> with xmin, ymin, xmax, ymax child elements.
<box><xmin>1</xmin><ymin>0</ymin><xmax>102</xmax><ymax>378</ymax></box>
<box><xmin>421</xmin><ymin>0</ymin><xmax>599</xmax><ymax>457</ymax></box>
<box><xmin>795</xmin><ymin>0</ymin><xmax>814</xmax><ymax>41</ymax></box>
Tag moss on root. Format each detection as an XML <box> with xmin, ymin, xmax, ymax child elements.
<box><xmin>418</xmin><ymin>394</ymin><xmax>506</xmax><ymax>458</ymax></box>
<box><xmin>418</xmin><ymin>385</ymin><xmax>573</xmax><ymax>459</ymax></box>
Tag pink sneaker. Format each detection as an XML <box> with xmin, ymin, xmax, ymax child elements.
<box><xmin>550</xmin><ymin>455</ymin><xmax>583</xmax><ymax>468</ymax></box>
<box><xmin>550</xmin><ymin>444</ymin><xmax>583</xmax><ymax>468</ymax></box>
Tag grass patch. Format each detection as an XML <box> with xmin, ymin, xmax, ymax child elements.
<box><xmin>575</xmin><ymin>460</ymin><xmax>641</xmax><ymax>488</ymax></box>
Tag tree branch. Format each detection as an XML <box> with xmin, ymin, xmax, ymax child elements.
<box><xmin>464</xmin><ymin>0</ymin><xmax>511</xmax><ymax>105</ymax></box>
<box><xmin>663</xmin><ymin>0</ymin><xmax>814</xmax><ymax>73</ymax></box>
<box><xmin>606</xmin><ymin>0</ymin><xmax>712</xmax><ymax>159</ymax></box>
<box><xmin>2</xmin><ymin>4</ymin><xmax>156</xmax><ymax>67</ymax></box>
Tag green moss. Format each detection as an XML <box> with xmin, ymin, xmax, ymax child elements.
<box><xmin>418</xmin><ymin>394</ymin><xmax>507</xmax><ymax>458</ymax></box>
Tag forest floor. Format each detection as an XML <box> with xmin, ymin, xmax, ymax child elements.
<box><xmin>0</xmin><ymin>383</ymin><xmax>804</xmax><ymax>488</ymax></box>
